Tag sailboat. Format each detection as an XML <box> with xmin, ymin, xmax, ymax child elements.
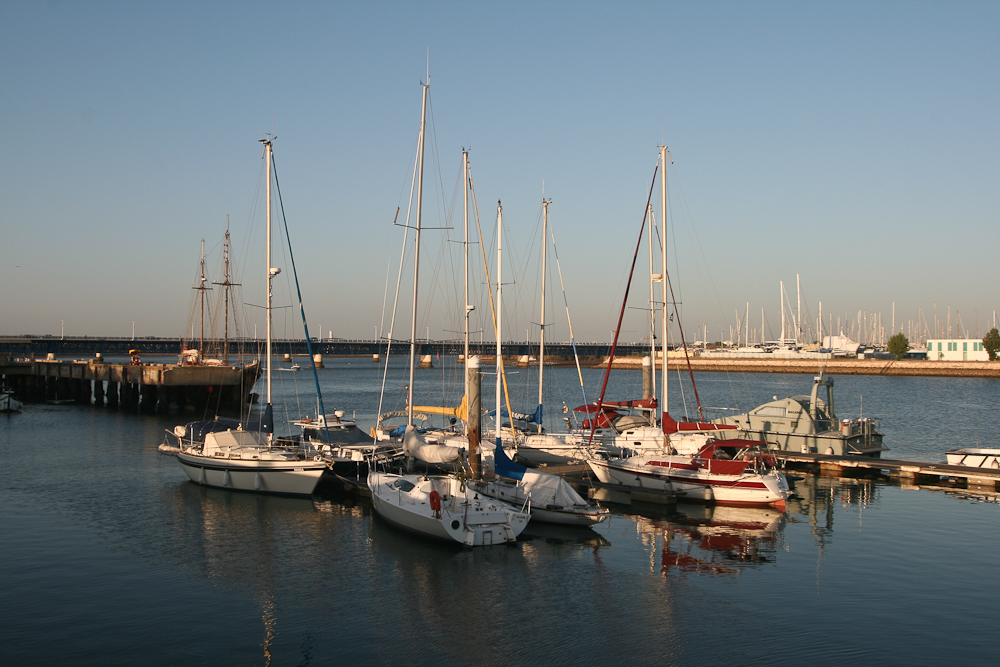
<box><xmin>174</xmin><ymin>137</ymin><xmax>327</xmax><ymax>496</ymax></box>
<box><xmin>587</xmin><ymin>148</ymin><xmax>791</xmax><ymax>509</ymax></box>
<box><xmin>368</xmin><ymin>82</ymin><xmax>530</xmax><ymax>545</ymax></box>
<box><xmin>515</xmin><ymin>198</ymin><xmax>598</xmax><ymax>466</ymax></box>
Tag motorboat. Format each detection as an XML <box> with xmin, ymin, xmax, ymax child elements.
<box><xmin>1</xmin><ymin>388</ymin><xmax>23</xmax><ymax>413</ymax></box>
<box><xmin>294</xmin><ymin>410</ymin><xmax>358</xmax><ymax>441</ymax></box>
<box><xmin>713</xmin><ymin>373</ymin><xmax>887</xmax><ymax>456</ymax></box>
<box><xmin>945</xmin><ymin>447</ymin><xmax>1000</xmax><ymax>469</ymax></box>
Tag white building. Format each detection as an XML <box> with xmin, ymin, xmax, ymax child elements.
<box><xmin>926</xmin><ymin>339</ymin><xmax>989</xmax><ymax>361</ymax></box>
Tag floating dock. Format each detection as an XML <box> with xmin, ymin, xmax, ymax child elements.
<box><xmin>775</xmin><ymin>451</ymin><xmax>1000</xmax><ymax>489</ymax></box>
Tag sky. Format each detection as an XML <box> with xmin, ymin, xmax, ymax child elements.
<box><xmin>2</xmin><ymin>1</ymin><xmax>998</xmax><ymax>346</ymax></box>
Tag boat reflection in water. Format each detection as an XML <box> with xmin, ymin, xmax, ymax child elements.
<box><xmin>629</xmin><ymin>504</ymin><xmax>786</xmax><ymax>577</ymax></box>
<box><xmin>168</xmin><ymin>483</ymin><xmax>360</xmax><ymax>665</ymax></box>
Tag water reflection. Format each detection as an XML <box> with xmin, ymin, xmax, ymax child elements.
<box><xmin>165</xmin><ymin>484</ymin><xmax>344</xmax><ymax>665</ymax></box>
<box><xmin>627</xmin><ymin>504</ymin><xmax>786</xmax><ymax>578</ymax></box>
<box><xmin>786</xmin><ymin>474</ymin><xmax>880</xmax><ymax>551</ymax></box>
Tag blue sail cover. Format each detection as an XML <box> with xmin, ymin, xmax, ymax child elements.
<box><xmin>494</xmin><ymin>441</ymin><xmax>527</xmax><ymax>481</ymax></box>
<box><xmin>181</xmin><ymin>405</ymin><xmax>273</xmax><ymax>441</ymax></box>
<box><xmin>261</xmin><ymin>403</ymin><xmax>274</xmax><ymax>434</ymax></box>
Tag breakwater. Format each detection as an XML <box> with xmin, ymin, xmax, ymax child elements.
<box><xmin>606</xmin><ymin>356</ymin><xmax>1000</xmax><ymax>378</ymax></box>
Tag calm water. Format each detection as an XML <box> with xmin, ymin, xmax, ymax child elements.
<box><xmin>2</xmin><ymin>358</ymin><xmax>997</xmax><ymax>665</ymax></box>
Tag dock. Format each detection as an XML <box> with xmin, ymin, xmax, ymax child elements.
<box><xmin>536</xmin><ymin>453</ymin><xmax>1000</xmax><ymax>508</ymax></box>
<box><xmin>775</xmin><ymin>451</ymin><xmax>1000</xmax><ymax>489</ymax></box>
<box><xmin>0</xmin><ymin>355</ymin><xmax>259</xmax><ymax>413</ymax></box>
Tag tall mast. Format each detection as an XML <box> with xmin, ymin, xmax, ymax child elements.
<box><xmin>648</xmin><ymin>204</ymin><xmax>658</xmax><ymax>403</ymax></box>
<box><xmin>796</xmin><ymin>273</ymin><xmax>801</xmax><ymax>345</ymax></box>
<box><xmin>223</xmin><ymin>226</ymin><xmax>230</xmax><ymax>364</ymax></box>
<box><xmin>537</xmin><ymin>198</ymin><xmax>549</xmax><ymax>434</ymax></box>
<box><xmin>463</xmin><ymin>149</ymin><xmax>470</xmax><ymax>401</ymax></box>
<box><xmin>408</xmin><ymin>81</ymin><xmax>428</xmax><ymax>427</ymax></box>
<box><xmin>260</xmin><ymin>137</ymin><xmax>277</xmax><ymax>422</ymax></box>
<box><xmin>199</xmin><ymin>239</ymin><xmax>206</xmax><ymax>356</ymax></box>
<box><xmin>659</xmin><ymin>146</ymin><xmax>669</xmax><ymax>427</ymax></box>
<box><xmin>780</xmin><ymin>280</ymin><xmax>786</xmax><ymax>345</ymax></box>
<box><xmin>192</xmin><ymin>239</ymin><xmax>212</xmax><ymax>358</ymax></box>
<box><xmin>213</xmin><ymin>217</ymin><xmax>238</xmax><ymax>366</ymax></box>
<box><xmin>495</xmin><ymin>201</ymin><xmax>503</xmax><ymax>447</ymax></box>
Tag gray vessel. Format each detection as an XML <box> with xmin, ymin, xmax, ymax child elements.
<box><xmin>714</xmin><ymin>374</ymin><xmax>886</xmax><ymax>456</ymax></box>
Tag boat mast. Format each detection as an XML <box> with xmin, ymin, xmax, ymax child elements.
<box><xmin>659</xmin><ymin>146</ymin><xmax>669</xmax><ymax>428</ymax></box>
<box><xmin>537</xmin><ymin>198</ymin><xmax>549</xmax><ymax>434</ymax></box>
<box><xmin>463</xmin><ymin>149</ymin><xmax>470</xmax><ymax>401</ymax></box>
<box><xmin>408</xmin><ymin>81</ymin><xmax>428</xmax><ymax>427</ymax></box>
<box><xmin>495</xmin><ymin>201</ymin><xmax>503</xmax><ymax>448</ymax></box>
<box><xmin>647</xmin><ymin>203</ymin><xmax>657</xmax><ymax>404</ymax></box>
<box><xmin>212</xmin><ymin>218</ymin><xmax>238</xmax><ymax>366</ymax></box>
<box><xmin>780</xmin><ymin>280</ymin><xmax>786</xmax><ymax>346</ymax></box>
<box><xmin>199</xmin><ymin>239</ymin><xmax>206</xmax><ymax>357</ymax></box>
<box><xmin>192</xmin><ymin>239</ymin><xmax>212</xmax><ymax>359</ymax></box>
<box><xmin>796</xmin><ymin>273</ymin><xmax>801</xmax><ymax>346</ymax></box>
<box><xmin>260</xmin><ymin>137</ymin><xmax>276</xmax><ymax>432</ymax></box>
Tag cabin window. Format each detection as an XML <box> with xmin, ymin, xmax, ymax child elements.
<box><xmin>963</xmin><ymin>342</ymin><xmax>968</xmax><ymax>351</ymax></box>
<box><xmin>393</xmin><ymin>479</ymin><xmax>416</xmax><ymax>492</ymax></box>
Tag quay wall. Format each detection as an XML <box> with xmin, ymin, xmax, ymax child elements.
<box><xmin>605</xmin><ymin>356</ymin><xmax>1000</xmax><ymax>378</ymax></box>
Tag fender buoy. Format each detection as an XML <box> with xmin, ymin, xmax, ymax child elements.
<box><xmin>429</xmin><ymin>490</ymin><xmax>442</xmax><ymax>518</ymax></box>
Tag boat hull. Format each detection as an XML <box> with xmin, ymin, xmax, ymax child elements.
<box><xmin>368</xmin><ymin>472</ymin><xmax>530</xmax><ymax>546</ymax></box>
<box><xmin>588</xmin><ymin>457</ymin><xmax>789</xmax><ymax>508</ymax></box>
<box><xmin>469</xmin><ymin>478</ymin><xmax>610</xmax><ymax>526</ymax></box>
<box><xmin>517</xmin><ymin>433</ymin><xmax>595</xmax><ymax>466</ymax></box>
<box><xmin>177</xmin><ymin>451</ymin><xmax>325</xmax><ymax>496</ymax></box>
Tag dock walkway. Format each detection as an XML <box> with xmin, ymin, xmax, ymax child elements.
<box><xmin>775</xmin><ymin>451</ymin><xmax>1000</xmax><ymax>487</ymax></box>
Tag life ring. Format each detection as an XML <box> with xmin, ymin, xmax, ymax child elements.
<box><xmin>429</xmin><ymin>490</ymin><xmax>442</xmax><ymax>518</ymax></box>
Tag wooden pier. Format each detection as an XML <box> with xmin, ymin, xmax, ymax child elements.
<box><xmin>0</xmin><ymin>354</ymin><xmax>259</xmax><ymax>413</ymax></box>
<box><xmin>775</xmin><ymin>451</ymin><xmax>1000</xmax><ymax>489</ymax></box>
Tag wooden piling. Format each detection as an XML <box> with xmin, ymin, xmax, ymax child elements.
<box><xmin>467</xmin><ymin>356</ymin><xmax>482</xmax><ymax>480</ymax></box>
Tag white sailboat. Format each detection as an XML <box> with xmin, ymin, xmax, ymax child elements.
<box><xmin>175</xmin><ymin>137</ymin><xmax>327</xmax><ymax>496</ymax></box>
<box><xmin>587</xmin><ymin>147</ymin><xmax>791</xmax><ymax>509</ymax></box>
<box><xmin>368</xmin><ymin>82</ymin><xmax>530</xmax><ymax>545</ymax></box>
<box><xmin>516</xmin><ymin>198</ymin><xmax>598</xmax><ymax>466</ymax></box>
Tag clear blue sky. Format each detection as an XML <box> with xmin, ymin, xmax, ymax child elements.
<box><xmin>2</xmin><ymin>1</ymin><xmax>997</xmax><ymax>345</ymax></box>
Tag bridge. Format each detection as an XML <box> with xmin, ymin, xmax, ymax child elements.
<box><xmin>0</xmin><ymin>336</ymin><xmax>653</xmax><ymax>359</ymax></box>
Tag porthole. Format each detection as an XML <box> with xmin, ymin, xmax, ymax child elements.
<box><xmin>451</xmin><ymin>520</ymin><xmax>461</xmax><ymax>530</ymax></box>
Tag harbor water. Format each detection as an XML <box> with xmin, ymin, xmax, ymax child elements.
<box><xmin>2</xmin><ymin>357</ymin><xmax>997</xmax><ymax>665</ymax></box>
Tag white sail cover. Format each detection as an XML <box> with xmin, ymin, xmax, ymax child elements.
<box><xmin>520</xmin><ymin>470</ymin><xmax>589</xmax><ymax>507</ymax></box>
<box><xmin>402</xmin><ymin>425</ymin><xmax>463</xmax><ymax>464</ymax></box>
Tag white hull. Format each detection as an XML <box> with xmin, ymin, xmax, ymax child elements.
<box><xmin>517</xmin><ymin>433</ymin><xmax>596</xmax><ymax>466</ymax></box>
<box><xmin>1</xmin><ymin>392</ymin><xmax>23</xmax><ymax>413</ymax></box>
<box><xmin>945</xmin><ymin>448</ymin><xmax>1000</xmax><ymax>469</ymax></box>
<box><xmin>176</xmin><ymin>430</ymin><xmax>326</xmax><ymax>496</ymax></box>
<box><xmin>177</xmin><ymin>451</ymin><xmax>325</xmax><ymax>495</ymax></box>
<box><xmin>368</xmin><ymin>472</ymin><xmax>530</xmax><ymax>546</ymax></box>
<box><xmin>588</xmin><ymin>456</ymin><xmax>790</xmax><ymax>508</ymax></box>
